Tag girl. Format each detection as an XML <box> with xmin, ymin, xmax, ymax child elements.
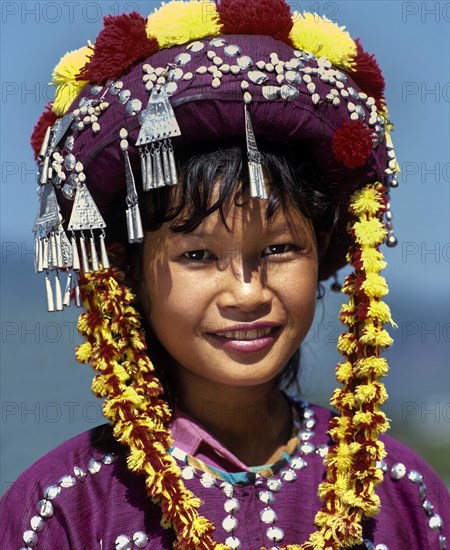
<box><xmin>1</xmin><ymin>1</ymin><xmax>448</xmax><ymax>549</ymax></box>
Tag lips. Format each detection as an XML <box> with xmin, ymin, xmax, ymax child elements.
<box><xmin>205</xmin><ymin>323</ymin><xmax>282</xmax><ymax>354</ymax></box>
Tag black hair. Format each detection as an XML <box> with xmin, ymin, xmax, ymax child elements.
<box><xmin>127</xmin><ymin>139</ymin><xmax>339</xmax><ymax>402</ymax></box>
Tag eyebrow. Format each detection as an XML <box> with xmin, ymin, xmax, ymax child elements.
<box><xmin>171</xmin><ymin>224</ymin><xmax>299</xmax><ymax>240</ymax></box>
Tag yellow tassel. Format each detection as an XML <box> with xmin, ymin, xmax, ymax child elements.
<box><xmin>146</xmin><ymin>1</ymin><xmax>221</xmax><ymax>49</ymax></box>
<box><xmin>50</xmin><ymin>45</ymin><xmax>91</xmax><ymax>115</ymax></box>
<box><xmin>289</xmin><ymin>12</ymin><xmax>357</xmax><ymax>70</ymax></box>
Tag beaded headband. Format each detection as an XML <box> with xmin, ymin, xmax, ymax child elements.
<box><xmin>30</xmin><ymin>1</ymin><xmax>397</xmax><ymax>548</ymax></box>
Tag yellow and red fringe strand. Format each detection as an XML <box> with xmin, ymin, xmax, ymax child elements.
<box><xmin>76</xmin><ymin>182</ymin><xmax>393</xmax><ymax>550</ymax></box>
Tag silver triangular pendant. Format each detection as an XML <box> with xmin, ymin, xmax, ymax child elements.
<box><xmin>50</xmin><ymin>113</ymin><xmax>74</xmax><ymax>153</ymax></box>
<box><xmin>68</xmin><ymin>184</ymin><xmax>106</xmax><ymax>231</ymax></box>
<box><xmin>136</xmin><ymin>87</ymin><xmax>181</xmax><ymax>146</ymax></box>
<box><xmin>33</xmin><ymin>184</ymin><xmax>61</xmax><ymax>232</ymax></box>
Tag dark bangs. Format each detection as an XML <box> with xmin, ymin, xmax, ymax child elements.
<box><xmin>139</xmin><ymin>139</ymin><xmax>338</xmax><ymax>255</ymax></box>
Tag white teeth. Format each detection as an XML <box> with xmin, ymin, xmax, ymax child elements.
<box><xmin>220</xmin><ymin>328</ymin><xmax>273</xmax><ymax>340</ymax></box>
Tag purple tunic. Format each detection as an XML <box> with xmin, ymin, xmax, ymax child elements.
<box><xmin>1</xmin><ymin>401</ymin><xmax>448</xmax><ymax>549</ymax></box>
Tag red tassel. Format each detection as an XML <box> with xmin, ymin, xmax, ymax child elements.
<box><xmin>216</xmin><ymin>0</ymin><xmax>293</xmax><ymax>43</ymax></box>
<box><xmin>77</xmin><ymin>11</ymin><xmax>159</xmax><ymax>84</ymax></box>
<box><xmin>332</xmin><ymin>120</ymin><xmax>374</xmax><ymax>169</ymax></box>
<box><xmin>30</xmin><ymin>102</ymin><xmax>59</xmax><ymax>160</ymax></box>
<box><xmin>351</xmin><ymin>39</ymin><xmax>386</xmax><ymax>111</ymax></box>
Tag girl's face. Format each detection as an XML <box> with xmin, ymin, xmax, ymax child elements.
<box><xmin>142</xmin><ymin>193</ymin><xmax>318</xmax><ymax>390</ymax></box>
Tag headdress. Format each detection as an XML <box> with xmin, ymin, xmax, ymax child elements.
<box><xmin>30</xmin><ymin>1</ymin><xmax>398</xmax><ymax>548</ymax></box>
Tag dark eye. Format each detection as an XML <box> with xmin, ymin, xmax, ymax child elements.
<box><xmin>183</xmin><ymin>250</ymin><xmax>213</xmax><ymax>261</ymax></box>
<box><xmin>263</xmin><ymin>244</ymin><xmax>294</xmax><ymax>256</ymax></box>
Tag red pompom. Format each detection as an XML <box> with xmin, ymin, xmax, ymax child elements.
<box><xmin>31</xmin><ymin>103</ymin><xmax>59</xmax><ymax>160</ymax></box>
<box><xmin>332</xmin><ymin>120</ymin><xmax>374</xmax><ymax>169</ymax></box>
<box><xmin>77</xmin><ymin>12</ymin><xmax>159</xmax><ymax>84</ymax></box>
<box><xmin>351</xmin><ymin>39</ymin><xmax>385</xmax><ymax>110</ymax></box>
<box><xmin>216</xmin><ymin>0</ymin><xmax>293</xmax><ymax>42</ymax></box>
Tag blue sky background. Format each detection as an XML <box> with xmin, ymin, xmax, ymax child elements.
<box><xmin>1</xmin><ymin>1</ymin><xmax>449</xmax><ymax>491</ymax></box>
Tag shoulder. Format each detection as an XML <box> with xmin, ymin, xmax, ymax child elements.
<box><xmin>0</xmin><ymin>425</ymin><xmax>165</xmax><ymax>549</ymax></box>
<box><xmin>294</xmin><ymin>400</ymin><xmax>449</xmax><ymax>548</ymax></box>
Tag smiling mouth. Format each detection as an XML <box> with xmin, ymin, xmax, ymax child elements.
<box><xmin>208</xmin><ymin>327</ymin><xmax>280</xmax><ymax>340</ymax></box>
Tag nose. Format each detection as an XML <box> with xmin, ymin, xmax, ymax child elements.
<box><xmin>216</xmin><ymin>259</ymin><xmax>272</xmax><ymax>314</ymax></box>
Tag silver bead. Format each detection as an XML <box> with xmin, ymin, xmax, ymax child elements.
<box><xmin>302</xmin><ymin>74</ymin><xmax>312</xmax><ymax>84</ymax></box>
<box><xmin>166</xmin><ymin>82</ymin><xmax>178</xmax><ymax>95</ymax></box>
<box><xmin>281</xmin><ymin>469</ymin><xmax>297</xmax><ymax>482</ymax></box>
<box><xmin>210</xmin><ymin>37</ymin><xmax>226</xmax><ymax>47</ymax></box>
<box><xmin>439</xmin><ymin>535</ymin><xmax>447</xmax><ymax>549</ymax></box>
<box><xmin>260</xmin><ymin>507</ymin><xmax>277</xmax><ymax>523</ymax></box>
<box><xmin>115</xmin><ymin>534</ymin><xmax>132</xmax><ymax>549</ymax></box>
<box><xmin>259</xmin><ymin>490</ymin><xmax>274</xmax><ymax>504</ymax></box>
<box><xmin>168</xmin><ymin>68</ymin><xmax>184</xmax><ymax>81</ymax></box>
<box><xmin>316</xmin><ymin>444</ymin><xmax>329</xmax><ymax>458</ymax></box>
<box><xmin>222</xmin><ymin>515</ymin><xmax>238</xmax><ymax>532</ymax></box>
<box><xmin>64</xmin><ymin>153</ymin><xmax>76</xmax><ymax>171</ymax></box>
<box><xmin>213</xmin><ymin>56</ymin><xmax>223</xmax><ymax>66</ymax></box>
<box><xmin>103</xmin><ymin>453</ymin><xmax>117</xmax><ymax>465</ymax></box>
<box><xmin>181</xmin><ymin>466</ymin><xmax>195</xmax><ymax>480</ymax></box>
<box><xmin>267</xmin><ymin>479</ymin><xmax>282</xmax><ymax>492</ymax></box>
<box><xmin>109</xmin><ymin>81</ymin><xmax>123</xmax><ymax>95</ymax></box>
<box><xmin>237</xmin><ymin>56</ymin><xmax>253</xmax><ymax>69</ymax></box>
<box><xmin>419</xmin><ymin>483</ymin><xmax>427</xmax><ymax>501</ymax></box>
<box><xmin>243</xmin><ymin>91</ymin><xmax>252</xmax><ymax>104</ymax></box>
<box><xmin>225</xmin><ymin>536</ymin><xmax>241</xmax><ymax>550</ymax></box>
<box><xmin>126</xmin><ymin>99</ymin><xmax>142</xmax><ymax>116</ymax></box>
<box><xmin>221</xmin><ymin>481</ymin><xmax>234</xmax><ymax>497</ymax></box>
<box><xmin>248</xmin><ymin>70</ymin><xmax>268</xmax><ymax>85</ymax></box>
<box><xmin>30</xmin><ymin>515</ymin><xmax>45</xmax><ymax>532</ymax></box>
<box><xmin>386</xmin><ymin>235</ymin><xmax>398</xmax><ymax>247</ymax></box>
<box><xmin>142</xmin><ymin>63</ymin><xmax>155</xmax><ymax>73</ymax></box>
<box><xmin>88</xmin><ymin>457</ymin><xmax>102</xmax><ymax>474</ymax></box>
<box><xmin>175</xmin><ymin>52</ymin><xmax>191</xmax><ymax>66</ymax></box>
<box><xmin>364</xmin><ymin>542</ymin><xmax>375</xmax><ymax>550</ymax></box>
<box><xmin>118</xmin><ymin>89</ymin><xmax>131</xmax><ymax>104</ymax></box>
<box><xmin>354</xmin><ymin>105</ymin><xmax>366</xmax><ymax>120</ymax></box>
<box><xmin>90</xmin><ymin>84</ymin><xmax>102</xmax><ymax>96</ymax></box>
<box><xmin>300</xmin><ymin>442</ymin><xmax>315</xmax><ymax>454</ymax></box>
<box><xmin>230</xmin><ymin>65</ymin><xmax>240</xmax><ymax>75</ymax></box>
<box><xmin>59</xmin><ymin>474</ymin><xmax>76</xmax><ymax>488</ymax></box>
<box><xmin>266</xmin><ymin>526</ymin><xmax>284</xmax><ymax>542</ymax></box>
<box><xmin>224</xmin><ymin>44</ymin><xmax>241</xmax><ymax>57</ymax></box>
<box><xmin>375</xmin><ymin>545</ymin><xmax>389</xmax><ymax>550</ymax></box>
<box><xmin>262</xmin><ymin>85</ymin><xmax>280</xmax><ymax>100</ymax></box>
<box><xmin>285</xmin><ymin>70</ymin><xmax>301</xmax><ymax>85</ymax></box>
<box><xmin>408</xmin><ymin>470</ymin><xmax>424</xmax><ymax>484</ymax></box>
<box><xmin>23</xmin><ymin>530</ymin><xmax>38</xmax><ymax>547</ymax></box>
<box><xmin>291</xmin><ymin>457</ymin><xmax>307</xmax><ymax>470</ymax></box>
<box><xmin>311</xmin><ymin>94</ymin><xmax>321</xmax><ymax>105</ymax></box>
<box><xmin>73</xmin><ymin>466</ymin><xmax>86</xmax><ymax>479</ymax></box>
<box><xmin>265</xmin><ymin>63</ymin><xmax>275</xmax><ymax>72</ymax></box>
<box><xmin>429</xmin><ymin>514</ymin><xmax>443</xmax><ymax>530</ymax></box>
<box><xmin>183</xmin><ymin>72</ymin><xmax>194</xmax><ymax>80</ymax></box>
<box><xmin>44</xmin><ymin>485</ymin><xmax>61</xmax><ymax>500</ymax></box>
<box><xmin>280</xmin><ymin>85</ymin><xmax>299</xmax><ymax>101</ymax></box>
<box><xmin>133</xmin><ymin>531</ymin><xmax>149</xmax><ymax>547</ymax></box>
<box><xmin>256</xmin><ymin>60</ymin><xmax>266</xmax><ymax>69</ymax></box>
<box><xmin>219</xmin><ymin>64</ymin><xmax>230</xmax><ymax>73</ymax></box>
<box><xmin>276</xmin><ymin>74</ymin><xmax>285</xmax><ymax>84</ymax></box>
<box><xmin>207</xmin><ymin>50</ymin><xmax>216</xmax><ymax>60</ymax></box>
<box><xmin>390</xmin><ymin>463</ymin><xmax>406</xmax><ymax>480</ymax></box>
<box><xmin>376</xmin><ymin>460</ymin><xmax>388</xmax><ymax>472</ymax></box>
<box><xmin>187</xmin><ymin>40</ymin><xmax>204</xmax><ymax>52</ymax></box>
<box><xmin>423</xmin><ymin>499</ymin><xmax>434</xmax><ymax>515</ymax></box>
<box><xmin>196</xmin><ymin>66</ymin><xmax>207</xmax><ymax>75</ymax></box>
<box><xmin>224</xmin><ymin>497</ymin><xmax>240</xmax><ymax>514</ymax></box>
<box><xmin>38</xmin><ymin>499</ymin><xmax>54</xmax><ymax>518</ymax></box>
<box><xmin>212</xmin><ymin>78</ymin><xmax>221</xmax><ymax>89</ymax></box>
<box><xmin>200</xmin><ymin>472</ymin><xmax>215</xmax><ymax>488</ymax></box>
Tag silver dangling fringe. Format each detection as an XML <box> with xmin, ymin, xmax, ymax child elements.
<box><xmin>126</xmin><ymin>204</ymin><xmax>144</xmax><ymax>244</ymax></box>
<box><xmin>42</xmin><ymin>237</ymin><xmax>49</xmax><ymax>270</ymax></box>
<box><xmin>35</xmin><ymin>235</ymin><xmax>43</xmax><ymax>273</ymax></box>
<box><xmin>145</xmin><ymin>147</ymin><xmax>153</xmax><ymax>190</ymax></box>
<box><xmin>74</xmin><ymin>274</ymin><xmax>82</xmax><ymax>307</ymax></box>
<box><xmin>168</xmin><ymin>141</ymin><xmax>177</xmax><ymax>185</ymax></box>
<box><xmin>55</xmin><ymin>229</ymin><xmax>64</xmax><ymax>269</ymax></box>
<box><xmin>153</xmin><ymin>143</ymin><xmax>165</xmax><ymax>188</ymax></box>
<box><xmin>54</xmin><ymin>271</ymin><xmax>63</xmax><ymax>311</ymax></box>
<box><xmin>79</xmin><ymin>234</ymin><xmax>90</xmax><ymax>273</ymax></box>
<box><xmin>45</xmin><ymin>272</ymin><xmax>55</xmax><ymax>312</ymax></box>
<box><xmin>244</xmin><ymin>104</ymin><xmax>267</xmax><ymax>200</ymax></box>
<box><xmin>99</xmin><ymin>232</ymin><xmax>110</xmax><ymax>269</ymax></box>
<box><xmin>89</xmin><ymin>232</ymin><xmax>99</xmax><ymax>272</ymax></box>
<box><xmin>122</xmin><ymin>136</ymin><xmax>144</xmax><ymax>244</ymax></box>
<box><xmin>71</xmin><ymin>234</ymin><xmax>80</xmax><ymax>271</ymax></box>
<box><xmin>63</xmin><ymin>272</ymin><xmax>72</xmax><ymax>307</ymax></box>
<box><xmin>49</xmin><ymin>231</ymin><xmax>58</xmax><ymax>269</ymax></box>
<box><xmin>140</xmin><ymin>147</ymin><xmax>149</xmax><ymax>191</ymax></box>
<box><xmin>161</xmin><ymin>141</ymin><xmax>171</xmax><ymax>186</ymax></box>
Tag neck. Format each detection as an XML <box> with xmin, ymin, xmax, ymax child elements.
<box><xmin>174</xmin><ymin>373</ymin><xmax>293</xmax><ymax>466</ymax></box>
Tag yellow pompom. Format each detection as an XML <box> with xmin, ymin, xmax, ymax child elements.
<box><xmin>351</xmin><ymin>187</ymin><xmax>384</xmax><ymax>217</ymax></box>
<box><xmin>353</xmin><ymin>218</ymin><xmax>386</xmax><ymax>247</ymax></box>
<box><xmin>50</xmin><ymin>45</ymin><xmax>91</xmax><ymax>115</ymax></box>
<box><xmin>361</xmin><ymin>272</ymin><xmax>389</xmax><ymax>299</ymax></box>
<box><xmin>289</xmin><ymin>12</ymin><xmax>357</xmax><ymax>70</ymax></box>
<box><xmin>360</xmin><ymin>247</ymin><xmax>387</xmax><ymax>273</ymax></box>
<box><xmin>146</xmin><ymin>1</ymin><xmax>221</xmax><ymax>49</ymax></box>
